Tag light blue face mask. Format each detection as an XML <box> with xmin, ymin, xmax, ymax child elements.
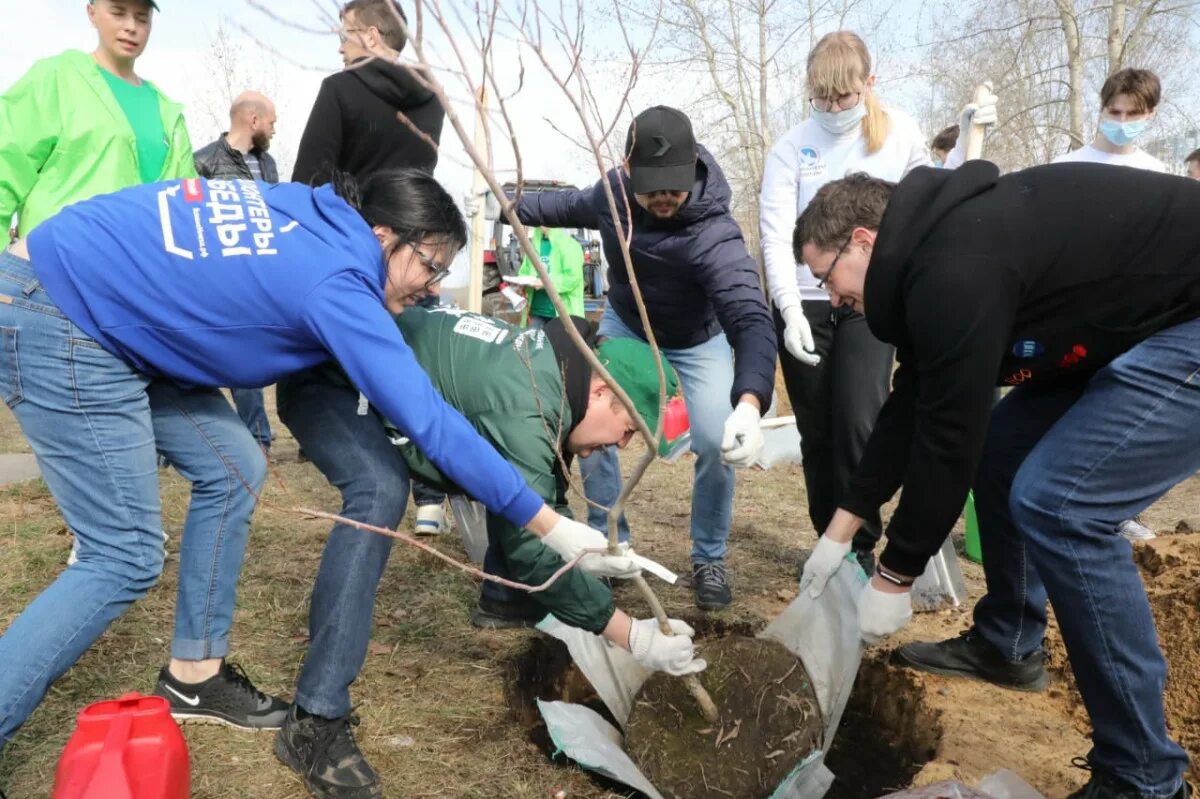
<box><xmin>1099</xmin><ymin>117</ymin><xmax>1149</xmax><ymax>147</ymax></box>
<box><xmin>813</xmin><ymin>103</ymin><xmax>868</xmax><ymax>136</ymax></box>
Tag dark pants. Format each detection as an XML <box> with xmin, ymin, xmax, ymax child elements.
<box><xmin>231</xmin><ymin>387</ymin><xmax>273</xmax><ymax>450</ymax></box>
<box><xmin>773</xmin><ymin>302</ymin><xmax>893</xmax><ymax>551</ymax></box>
<box><xmin>277</xmin><ymin>380</ymin><xmax>408</xmax><ymax>719</ymax></box>
<box><xmin>412</xmin><ymin>479</ymin><xmax>445</xmax><ymax>507</ymax></box>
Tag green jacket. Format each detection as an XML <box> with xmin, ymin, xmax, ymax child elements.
<box><xmin>0</xmin><ymin>50</ymin><xmax>197</xmax><ymax>237</ymax></box>
<box><xmin>390</xmin><ymin>308</ymin><xmax>615</xmax><ymax>633</ymax></box>
<box><xmin>517</xmin><ymin>227</ymin><xmax>585</xmax><ymax>320</ymax></box>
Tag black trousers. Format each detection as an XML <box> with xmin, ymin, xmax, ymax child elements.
<box><xmin>774</xmin><ymin>302</ymin><xmax>894</xmax><ymax>551</ymax></box>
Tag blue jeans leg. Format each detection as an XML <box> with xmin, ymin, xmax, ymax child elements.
<box><xmin>0</xmin><ymin>253</ymin><xmax>162</xmax><ymax>749</ymax></box>
<box><xmin>578</xmin><ymin>447</ymin><xmax>630</xmax><ymax>542</ymax></box>
<box><xmin>149</xmin><ymin>382</ymin><xmax>267</xmax><ymax>660</ymax></box>
<box><xmin>1008</xmin><ymin>320</ymin><xmax>1198</xmax><ymax>795</ymax></box>
<box><xmin>278</xmin><ymin>381</ymin><xmax>408</xmax><ymax>719</ymax></box>
<box><xmin>231</xmin><ymin>387</ymin><xmax>273</xmax><ymax>451</ymax></box>
<box><xmin>588</xmin><ymin>305</ymin><xmax>736</xmax><ymax>563</ymax></box>
<box><xmin>972</xmin><ymin>383</ymin><xmax>1082</xmax><ymax>660</ymax></box>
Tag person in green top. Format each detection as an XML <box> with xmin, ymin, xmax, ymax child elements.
<box><xmin>517</xmin><ymin>225</ymin><xmax>586</xmax><ymax>326</ymax></box>
<box><xmin>0</xmin><ymin>0</ymin><xmax>289</xmax><ymax>734</ymax></box>
<box><xmin>0</xmin><ymin>0</ymin><xmax>196</xmax><ymax>238</ymax></box>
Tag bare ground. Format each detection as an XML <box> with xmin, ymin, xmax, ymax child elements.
<box><xmin>0</xmin><ymin>389</ymin><xmax>1196</xmax><ymax>798</ymax></box>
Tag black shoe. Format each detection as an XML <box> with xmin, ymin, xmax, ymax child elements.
<box><xmin>893</xmin><ymin>628</ymin><xmax>1048</xmax><ymax>692</ymax></box>
<box><xmin>693</xmin><ymin>561</ymin><xmax>732</xmax><ymax>611</ymax></box>
<box><xmin>154</xmin><ymin>660</ymin><xmax>290</xmax><ymax>730</ymax></box>
<box><xmin>469</xmin><ymin>594</ymin><xmax>545</xmax><ymax>629</ymax></box>
<box><xmin>1067</xmin><ymin>759</ymin><xmax>1192</xmax><ymax>798</ymax></box>
<box><xmin>852</xmin><ymin>546</ymin><xmax>876</xmax><ymax>577</ymax></box>
<box><xmin>274</xmin><ymin>706</ymin><xmax>381</xmax><ymax>799</ymax></box>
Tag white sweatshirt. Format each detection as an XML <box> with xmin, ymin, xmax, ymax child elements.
<box><xmin>760</xmin><ymin>107</ymin><xmax>931</xmax><ymax>310</ymax></box>
<box><xmin>1051</xmin><ymin>143</ymin><xmax>1167</xmax><ymax>172</ymax></box>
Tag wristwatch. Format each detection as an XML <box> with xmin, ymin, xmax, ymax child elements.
<box><xmin>876</xmin><ymin>565</ymin><xmax>915</xmax><ymax>587</ymax></box>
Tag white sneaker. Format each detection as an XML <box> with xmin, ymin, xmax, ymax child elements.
<box><xmin>414</xmin><ymin>504</ymin><xmax>445</xmax><ymax>536</ymax></box>
<box><xmin>68</xmin><ymin>530</ymin><xmax>170</xmax><ymax>566</ymax></box>
<box><xmin>1117</xmin><ymin>517</ymin><xmax>1156</xmax><ymax>542</ymax></box>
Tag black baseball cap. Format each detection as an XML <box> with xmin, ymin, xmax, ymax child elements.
<box><xmin>624</xmin><ymin>106</ymin><xmax>697</xmax><ymax>194</ymax></box>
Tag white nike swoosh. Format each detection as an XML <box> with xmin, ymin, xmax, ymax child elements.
<box><xmin>164</xmin><ymin>683</ymin><xmax>201</xmax><ymax>707</ymax></box>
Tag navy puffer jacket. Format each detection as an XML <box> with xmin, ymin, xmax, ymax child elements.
<box><xmin>516</xmin><ymin>146</ymin><xmax>776</xmax><ymax>409</ymax></box>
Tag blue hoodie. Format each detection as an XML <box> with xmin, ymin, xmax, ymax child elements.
<box><xmin>27</xmin><ymin>177</ymin><xmax>542</xmax><ymax>528</ymax></box>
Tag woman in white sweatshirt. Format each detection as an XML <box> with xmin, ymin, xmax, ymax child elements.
<box><xmin>759</xmin><ymin>31</ymin><xmax>930</xmax><ymax>571</ymax></box>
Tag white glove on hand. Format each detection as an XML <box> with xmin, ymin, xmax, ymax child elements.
<box><xmin>628</xmin><ymin>618</ymin><xmax>707</xmax><ymax>676</ymax></box>
<box><xmin>799</xmin><ymin>535</ymin><xmax>852</xmax><ymax>598</ymax></box>
<box><xmin>721</xmin><ymin>402</ymin><xmax>764</xmax><ymax>468</ymax></box>
<box><xmin>958</xmin><ymin>88</ymin><xmax>999</xmax><ymax>133</ymax></box>
<box><xmin>541</xmin><ymin>517</ymin><xmax>640</xmax><ymax>578</ymax></box>
<box><xmin>858</xmin><ymin>582</ymin><xmax>913</xmax><ymax>645</ymax></box>
<box><xmin>781</xmin><ymin>306</ymin><xmax>821</xmax><ymax>367</ymax></box>
<box><xmin>462</xmin><ymin>191</ymin><xmax>481</xmax><ymax>218</ymax></box>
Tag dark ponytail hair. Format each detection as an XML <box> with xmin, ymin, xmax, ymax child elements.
<box><xmin>332</xmin><ymin>169</ymin><xmax>467</xmax><ymax>254</ymax></box>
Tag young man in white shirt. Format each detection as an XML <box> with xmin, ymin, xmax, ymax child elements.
<box><xmin>1052</xmin><ymin>68</ymin><xmax>1166</xmax><ymax>172</ymax></box>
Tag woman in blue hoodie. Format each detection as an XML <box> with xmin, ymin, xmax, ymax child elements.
<box><xmin>0</xmin><ymin>169</ymin><xmax>666</xmax><ymax>754</ymax></box>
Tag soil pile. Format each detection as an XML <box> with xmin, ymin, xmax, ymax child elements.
<box><xmin>625</xmin><ymin>636</ymin><xmax>822</xmax><ymax>799</ymax></box>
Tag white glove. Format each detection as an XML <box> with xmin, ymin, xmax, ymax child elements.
<box><xmin>462</xmin><ymin>191</ymin><xmax>481</xmax><ymax>218</ymax></box>
<box><xmin>721</xmin><ymin>401</ymin><xmax>764</xmax><ymax>468</ymax></box>
<box><xmin>541</xmin><ymin>517</ymin><xmax>640</xmax><ymax>578</ymax></box>
<box><xmin>958</xmin><ymin>89</ymin><xmax>998</xmax><ymax>132</ymax></box>
<box><xmin>628</xmin><ymin>618</ymin><xmax>707</xmax><ymax>676</ymax></box>
<box><xmin>799</xmin><ymin>535</ymin><xmax>851</xmax><ymax>598</ymax></box>
<box><xmin>781</xmin><ymin>306</ymin><xmax>821</xmax><ymax>367</ymax></box>
<box><xmin>858</xmin><ymin>582</ymin><xmax>913</xmax><ymax>645</ymax></box>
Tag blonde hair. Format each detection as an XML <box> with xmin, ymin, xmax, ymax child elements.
<box><xmin>807</xmin><ymin>31</ymin><xmax>890</xmax><ymax>154</ymax></box>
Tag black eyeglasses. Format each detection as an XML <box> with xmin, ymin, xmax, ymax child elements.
<box><xmin>809</xmin><ymin>92</ymin><xmax>863</xmax><ymax>113</ymax></box>
<box><xmin>412</xmin><ymin>247</ymin><xmax>451</xmax><ymax>289</ymax></box>
<box><xmin>816</xmin><ymin>238</ymin><xmax>850</xmax><ymax>290</ymax></box>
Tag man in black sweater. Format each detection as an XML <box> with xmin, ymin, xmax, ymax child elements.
<box><xmin>795</xmin><ymin>162</ymin><xmax>1198</xmax><ymax>799</ymax></box>
<box><xmin>291</xmin><ymin>0</ymin><xmax>443</xmax><ymax>185</ymax></box>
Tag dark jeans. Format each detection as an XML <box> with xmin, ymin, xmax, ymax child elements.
<box><xmin>412</xmin><ymin>479</ymin><xmax>445</xmax><ymax>508</ymax></box>
<box><xmin>277</xmin><ymin>380</ymin><xmax>408</xmax><ymax>719</ymax></box>
<box><xmin>231</xmin><ymin>387</ymin><xmax>273</xmax><ymax>450</ymax></box>
<box><xmin>972</xmin><ymin>319</ymin><xmax>1198</xmax><ymax>795</ymax></box>
<box><xmin>773</xmin><ymin>302</ymin><xmax>893</xmax><ymax>551</ymax></box>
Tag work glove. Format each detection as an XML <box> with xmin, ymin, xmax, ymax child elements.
<box><xmin>799</xmin><ymin>535</ymin><xmax>852</xmax><ymax>598</ymax></box>
<box><xmin>462</xmin><ymin>191</ymin><xmax>481</xmax><ymax>218</ymax></box>
<box><xmin>958</xmin><ymin>87</ymin><xmax>999</xmax><ymax>132</ymax></box>
<box><xmin>858</xmin><ymin>582</ymin><xmax>913</xmax><ymax>645</ymax></box>
<box><xmin>781</xmin><ymin>306</ymin><xmax>821</xmax><ymax>367</ymax></box>
<box><xmin>721</xmin><ymin>402</ymin><xmax>764</xmax><ymax>468</ymax></box>
<box><xmin>628</xmin><ymin>618</ymin><xmax>707</xmax><ymax>676</ymax></box>
<box><xmin>542</xmin><ymin>516</ymin><xmax>640</xmax><ymax>579</ymax></box>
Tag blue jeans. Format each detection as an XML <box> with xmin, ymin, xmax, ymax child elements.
<box><xmin>0</xmin><ymin>252</ymin><xmax>265</xmax><ymax>748</ymax></box>
<box><xmin>971</xmin><ymin>318</ymin><xmax>1197</xmax><ymax>796</ymax></box>
<box><xmin>579</xmin><ymin>305</ymin><xmax>736</xmax><ymax>563</ymax></box>
<box><xmin>231</xmin><ymin>388</ymin><xmax>273</xmax><ymax>450</ymax></box>
<box><xmin>277</xmin><ymin>379</ymin><xmax>408</xmax><ymax>719</ymax></box>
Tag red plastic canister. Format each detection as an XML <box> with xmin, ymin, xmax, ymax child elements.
<box><xmin>662</xmin><ymin>395</ymin><xmax>690</xmax><ymax>442</ymax></box>
<box><xmin>52</xmin><ymin>693</ymin><xmax>189</xmax><ymax>799</ymax></box>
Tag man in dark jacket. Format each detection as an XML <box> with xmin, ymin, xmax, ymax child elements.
<box><xmin>193</xmin><ymin>90</ymin><xmax>279</xmax><ymax>453</ymax></box>
<box><xmin>795</xmin><ymin>162</ymin><xmax>1199</xmax><ymax>799</ymax></box>
<box><xmin>517</xmin><ymin>105</ymin><xmax>777</xmax><ymax>611</ymax></box>
<box><xmin>291</xmin><ymin>0</ymin><xmax>443</xmax><ymax>184</ymax></box>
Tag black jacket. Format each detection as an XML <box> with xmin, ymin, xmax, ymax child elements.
<box><xmin>845</xmin><ymin>161</ymin><xmax>1200</xmax><ymax>576</ymax></box>
<box><xmin>193</xmin><ymin>134</ymin><xmax>278</xmax><ymax>182</ymax></box>
<box><xmin>291</xmin><ymin>57</ymin><xmax>444</xmax><ymax>185</ymax></box>
<box><xmin>515</xmin><ymin>146</ymin><xmax>777</xmax><ymax>410</ymax></box>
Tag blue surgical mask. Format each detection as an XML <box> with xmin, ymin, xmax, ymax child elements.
<box><xmin>1099</xmin><ymin>118</ymin><xmax>1149</xmax><ymax>147</ymax></box>
<box><xmin>813</xmin><ymin>103</ymin><xmax>867</xmax><ymax>137</ymax></box>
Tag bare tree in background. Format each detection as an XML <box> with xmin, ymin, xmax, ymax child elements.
<box><xmin>921</xmin><ymin>0</ymin><xmax>1199</xmax><ymax>170</ymax></box>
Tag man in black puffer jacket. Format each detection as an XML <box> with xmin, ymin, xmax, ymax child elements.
<box><xmin>291</xmin><ymin>0</ymin><xmax>443</xmax><ymax>185</ymax></box>
<box><xmin>194</xmin><ymin>91</ymin><xmax>279</xmax><ymax>184</ymax></box>
<box><xmin>517</xmin><ymin>105</ymin><xmax>777</xmax><ymax>612</ymax></box>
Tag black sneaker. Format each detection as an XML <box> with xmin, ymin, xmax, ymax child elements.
<box><xmin>1067</xmin><ymin>759</ymin><xmax>1192</xmax><ymax>798</ymax></box>
<box><xmin>693</xmin><ymin>561</ymin><xmax>732</xmax><ymax>610</ymax></box>
<box><xmin>893</xmin><ymin>628</ymin><xmax>1048</xmax><ymax>692</ymax></box>
<box><xmin>154</xmin><ymin>660</ymin><xmax>290</xmax><ymax>730</ymax></box>
<box><xmin>469</xmin><ymin>594</ymin><xmax>545</xmax><ymax>629</ymax></box>
<box><xmin>274</xmin><ymin>706</ymin><xmax>381</xmax><ymax>799</ymax></box>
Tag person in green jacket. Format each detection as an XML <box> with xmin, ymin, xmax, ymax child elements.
<box><xmin>517</xmin><ymin>225</ymin><xmax>586</xmax><ymax>326</ymax></box>
<box><xmin>0</xmin><ymin>0</ymin><xmax>288</xmax><ymax>732</ymax></box>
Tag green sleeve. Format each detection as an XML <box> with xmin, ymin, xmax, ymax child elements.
<box><xmin>164</xmin><ymin>112</ymin><xmax>198</xmax><ymax>179</ymax></box>
<box><xmin>552</xmin><ymin>235</ymin><xmax>585</xmax><ymax>298</ymax></box>
<box><xmin>0</xmin><ymin>59</ymin><xmax>60</xmax><ymax>231</ymax></box>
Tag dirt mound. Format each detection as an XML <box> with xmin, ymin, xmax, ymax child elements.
<box><xmin>625</xmin><ymin>636</ymin><xmax>822</xmax><ymax>799</ymax></box>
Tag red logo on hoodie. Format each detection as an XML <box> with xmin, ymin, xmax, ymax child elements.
<box><xmin>182</xmin><ymin>179</ymin><xmax>203</xmax><ymax>203</ymax></box>
<box><xmin>1058</xmin><ymin>344</ymin><xmax>1088</xmax><ymax>369</ymax></box>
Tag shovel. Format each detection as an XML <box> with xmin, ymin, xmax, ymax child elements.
<box><xmin>910</xmin><ymin>537</ymin><xmax>969</xmax><ymax>612</ymax></box>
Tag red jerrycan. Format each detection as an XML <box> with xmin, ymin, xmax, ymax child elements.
<box><xmin>52</xmin><ymin>693</ymin><xmax>189</xmax><ymax>799</ymax></box>
<box><xmin>662</xmin><ymin>395</ymin><xmax>690</xmax><ymax>441</ymax></box>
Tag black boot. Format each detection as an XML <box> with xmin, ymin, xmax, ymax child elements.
<box><xmin>469</xmin><ymin>593</ymin><xmax>545</xmax><ymax>629</ymax></box>
<box><xmin>1067</xmin><ymin>759</ymin><xmax>1192</xmax><ymax>799</ymax></box>
<box><xmin>274</xmin><ymin>706</ymin><xmax>382</xmax><ymax>799</ymax></box>
<box><xmin>893</xmin><ymin>628</ymin><xmax>1048</xmax><ymax>692</ymax></box>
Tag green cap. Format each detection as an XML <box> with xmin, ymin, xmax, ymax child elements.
<box><xmin>596</xmin><ymin>338</ymin><xmax>682</xmax><ymax>455</ymax></box>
